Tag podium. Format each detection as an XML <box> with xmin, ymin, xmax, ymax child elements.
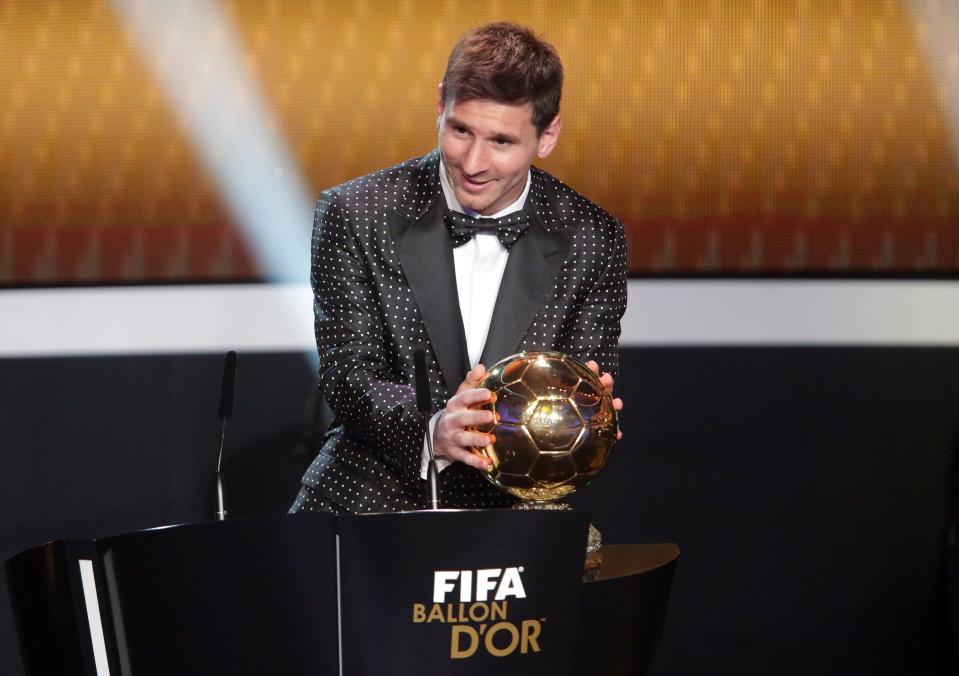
<box><xmin>6</xmin><ymin>511</ymin><xmax>677</xmax><ymax>676</ymax></box>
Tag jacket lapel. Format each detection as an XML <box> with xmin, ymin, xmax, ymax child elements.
<box><xmin>390</xmin><ymin>157</ymin><xmax>573</xmax><ymax>386</ymax></box>
<box><xmin>390</xmin><ymin>188</ymin><xmax>469</xmax><ymax>397</ymax></box>
<box><xmin>479</xmin><ymin>187</ymin><xmax>573</xmax><ymax>367</ymax></box>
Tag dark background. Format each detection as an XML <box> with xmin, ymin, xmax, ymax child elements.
<box><xmin>2</xmin><ymin>346</ymin><xmax>957</xmax><ymax>675</ymax></box>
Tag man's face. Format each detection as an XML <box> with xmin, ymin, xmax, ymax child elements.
<box><xmin>437</xmin><ymin>95</ymin><xmax>561</xmax><ymax>216</ymax></box>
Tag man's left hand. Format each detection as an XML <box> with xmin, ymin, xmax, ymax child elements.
<box><xmin>586</xmin><ymin>360</ymin><xmax>624</xmax><ymax>441</ymax></box>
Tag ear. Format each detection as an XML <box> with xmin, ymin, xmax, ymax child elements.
<box><xmin>536</xmin><ymin>115</ymin><xmax>562</xmax><ymax>159</ymax></box>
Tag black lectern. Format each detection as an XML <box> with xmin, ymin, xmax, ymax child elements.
<box><xmin>7</xmin><ymin>511</ymin><xmax>677</xmax><ymax>676</ymax></box>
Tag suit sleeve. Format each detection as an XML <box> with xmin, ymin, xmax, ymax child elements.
<box><xmin>311</xmin><ymin>190</ymin><xmax>423</xmax><ymax>478</ymax></box>
<box><xmin>563</xmin><ymin>218</ymin><xmax>628</xmax><ymax>380</ymax></box>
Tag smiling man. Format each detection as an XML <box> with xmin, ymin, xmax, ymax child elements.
<box><xmin>291</xmin><ymin>22</ymin><xmax>627</xmax><ymax>514</ymax></box>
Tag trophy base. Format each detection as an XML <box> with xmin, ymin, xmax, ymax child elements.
<box><xmin>512</xmin><ymin>500</ymin><xmax>603</xmax><ymax>570</ymax></box>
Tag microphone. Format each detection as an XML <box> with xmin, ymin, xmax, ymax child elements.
<box><xmin>218</xmin><ymin>351</ymin><xmax>237</xmax><ymax>420</ymax></box>
<box><xmin>414</xmin><ymin>348</ymin><xmax>432</xmax><ymax>414</ymax></box>
<box><xmin>216</xmin><ymin>351</ymin><xmax>237</xmax><ymax>521</ymax></box>
<box><xmin>414</xmin><ymin>347</ymin><xmax>440</xmax><ymax>510</ymax></box>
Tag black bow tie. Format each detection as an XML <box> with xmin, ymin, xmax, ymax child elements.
<box><xmin>444</xmin><ymin>209</ymin><xmax>531</xmax><ymax>250</ymax></box>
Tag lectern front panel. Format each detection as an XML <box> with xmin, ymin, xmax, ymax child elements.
<box><xmin>97</xmin><ymin>514</ymin><xmax>339</xmax><ymax>676</ymax></box>
<box><xmin>338</xmin><ymin>509</ymin><xmax>588</xmax><ymax>676</ymax></box>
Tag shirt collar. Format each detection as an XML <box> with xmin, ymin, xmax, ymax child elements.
<box><xmin>439</xmin><ymin>158</ymin><xmax>531</xmax><ymax>219</ymax></box>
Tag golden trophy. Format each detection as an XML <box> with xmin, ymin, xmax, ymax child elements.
<box><xmin>471</xmin><ymin>351</ymin><xmax>618</xmax><ymax>568</ymax></box>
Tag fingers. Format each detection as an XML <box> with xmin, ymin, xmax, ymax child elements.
<box><xmin>433</xmin><ymin>405</ymin><xmax>495</xmax><ymax>471</ymax></box>
<box><xmin>447</xmin><ymin>387</ymin><xmax>495</xmax><ymax>410</ymax></box>
<box><xmin>445</xmin><ymin>407</ymin><xmax>495</xmax><ymax>430</ymax></box>
<box><xmin>455</xmin><ymin>363</ymin><xmax>488</xmax><ymax>394</ymax></box>
<box><xmin>599</xmin><ymin>372</ymin><xmax>615</xmax><ymax>392</ymax></box>
<box><xmin>451</xmin><ymin>429</ymin><xmax>496</xmax><ymax>448</ymax></box>
<box><xmin>443</xmin><ymin>446</ymin><xmax>493</xmax><ymax>471</ymax></box>
<box><xmin>440</xmin><ymin>409</ymin><xmax>495</xmax><ymax>446</ymax></box>
<box><xmin>612</xmin><ymin>397</ymin><xmax>623</xmax><ymax>439</ymax></box>
<box><xmin>586</xmin><ymin>360</ymin><xmax>616</xmax><ymax>393</ymax></box>
<box><xmin>435</xmin><ymin>436</ymin><xmax>493</xmax><ymax>471</ymax></box>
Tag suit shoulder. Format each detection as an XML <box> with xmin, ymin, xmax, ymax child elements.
<box><xmin>319</xmin><ymin>153</ymin><xmax>439</xmax><ymax>219</ymax></box>
<box><xmin>530</xmin><ymin>166</ymin><xmax>622</xmax><ymax>238</ymax></box>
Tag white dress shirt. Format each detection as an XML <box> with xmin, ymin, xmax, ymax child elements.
<box><xmin>420</xmin><ymin>160</ymin><xmax>532</xmax><ymax>478</ymax></box>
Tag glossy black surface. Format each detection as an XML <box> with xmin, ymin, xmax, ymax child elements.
<box><xmin>577</xmin><ymin>545</ymin><xmax>679</xmax><ymax>676</ymax></box>
<box><xmin>339</xmin><ymin>509</ymin><xmax>589</xmax><ymax>675</ymax></box>
<box><xmin>8</xmin><ymin>512</ymin><xmax>608</xmax><ymax>676</ymax></box>
<box><xmin>6</xmin><ymin>541</ymin><xmax>101</xmax><ymax>676</ymax></box>
<box><xmin>99</xmin><ymin>515</ymin><xmax>340</xmax><ymax>676</ymax></box>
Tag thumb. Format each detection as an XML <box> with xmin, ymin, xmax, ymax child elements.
<box><xmin>457</xmin><ymin>363</ymin><xmax>487</xmax><ymax>393</ymax></box>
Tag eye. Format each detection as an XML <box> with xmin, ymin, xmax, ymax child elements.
<box><xmin>451</xmin><ymin>125</ymin><xmax>470</xmax><ymax>136</ymax></box>
<box><xmin>492</xmin><ymin>138</ymin><xmax>513</xmax><ymax>148</ymax></box>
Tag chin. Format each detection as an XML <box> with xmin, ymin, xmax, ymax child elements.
<box><xmin>454</xmin><ymin>192</ymin><xmax>489</xmax><ymax>214</ymax></box>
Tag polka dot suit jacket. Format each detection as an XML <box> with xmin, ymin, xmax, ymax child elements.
<box><xmin>298</xmin><ymin>150</ymin><xmax>627</xmax><ymax>513</ymax></box>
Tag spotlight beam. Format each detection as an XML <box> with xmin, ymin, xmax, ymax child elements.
<box><xmin>108</xmin><ymin>0</ymin><xmax>314</xmax><ymax>284</ymax></box>
<box><xmin>908</xmin><ymin>1</ymin><xmax>959</xmax><ymax>159</ymax></box>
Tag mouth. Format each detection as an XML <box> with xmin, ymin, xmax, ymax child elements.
<box><xmin>459</xmin><ymin>172</ymin><xmax>493</xmax><ymax>193</ymax></box>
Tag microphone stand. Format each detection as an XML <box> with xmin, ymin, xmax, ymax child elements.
<box><xmin>425</xmin><ymin>418</ymin><xmax>440</xmax><ymax>510</ymax></box>
<box><xmin>414</xmin><ymin>347</ymin><xmax>441</xmax><ymax>510</ymax></box>
<box><xmin>216</xmin><ymin>351</ymin><xmax>237</xmax><ymax>521</ymax></box>
<box><xmin>216</xmin><ymin>419</ymin><xmax>228</xmax><ymax>521</ymax></box>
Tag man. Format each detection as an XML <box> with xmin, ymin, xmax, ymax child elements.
<box><xmin>291</xmin><ymin>22</ymin><xmax>626</xmax><ymax>514</ymax></box>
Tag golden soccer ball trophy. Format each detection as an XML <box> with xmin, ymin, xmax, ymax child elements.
<box><xmin>471</xmin><ymin>351</ymin><xmax>618</xmax><ymax>567</ymax></box>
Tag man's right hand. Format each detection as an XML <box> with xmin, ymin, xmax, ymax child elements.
<box><xmin>433</xmin><ymin>364</ymin><xmax>495</xmax><ymax>472</ymax></box>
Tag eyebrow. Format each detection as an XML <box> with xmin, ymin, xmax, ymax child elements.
<box><xmin>446</xmin><ymin>116</ymin><xmax>521</xmax><ymax>145</ymax></box>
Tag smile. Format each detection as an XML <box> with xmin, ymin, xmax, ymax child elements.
<box><xmin>461</xmin><ymin>174</ymin><xmax>492</xmax><ymax>191</ymax></box>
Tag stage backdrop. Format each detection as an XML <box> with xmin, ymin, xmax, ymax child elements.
<box><xmin>1</xmin><ymin>0</ymin><xmax>958</xmax><ymax>284</ymax></box>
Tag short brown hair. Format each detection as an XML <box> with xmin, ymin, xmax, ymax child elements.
<box><xmin>440</xmin><ymin>22</ymin><xmax>563</xmax><ymax>135</ymax></box>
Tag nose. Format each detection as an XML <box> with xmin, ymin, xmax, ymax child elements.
<box><xmin>461</xmin><ymin>140</ymin><xmax>488</xmax><ymax>176</ymax></box>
